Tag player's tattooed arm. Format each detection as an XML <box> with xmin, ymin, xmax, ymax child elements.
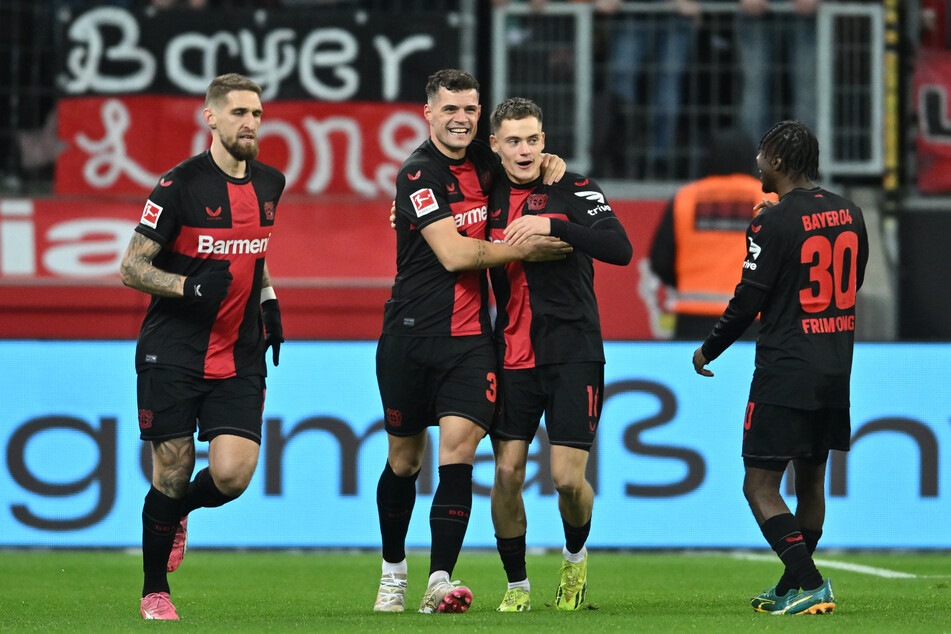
<box><xmin>119</xmin><ymin>232</ymin><xmax>186</xmax><ymax>297</ymax></box>
<box><xmin>422</xmin><ymin>216</ymin><xmax>570</xmax><ymax>271</ymax></box>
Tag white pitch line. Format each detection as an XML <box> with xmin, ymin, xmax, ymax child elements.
<box><xmin>732</xmin><ymin>552</ymin><xmax>918</xmax><ymax>578</ymax></box>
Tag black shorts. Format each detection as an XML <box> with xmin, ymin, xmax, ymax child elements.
<box><xmin>376</xmin><ymin>334</ymin><xmax>497</xmax><ymax>436</ymax></box>
<box><xmin>742</xmin><ymin>401</ymin><xmax>851</xmax><ymax>470</ymax></box>
<box><xmin>491</xmin><ymin>362</ymin><xmax>604</xmax><ymax>451</ymax></box>
<box><xmin>137</xmin><ymin>367</ymin><xmax>266</xmax><ymax>444</ymax></box>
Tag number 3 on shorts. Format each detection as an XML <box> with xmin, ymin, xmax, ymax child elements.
<box><xmin>486</xmin><ymin>372</ymin><xmax>497</xmax><ymax>403</ymax></box>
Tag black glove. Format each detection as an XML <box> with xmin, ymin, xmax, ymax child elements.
<box><xmin>261</xmin><ymin>298</ymin><xmax>283</xmax><ymax>366</ymax></box>
<box><xmin>184</xmin><ymin>268</ymin><xmax>232</xmax><ymax>303</ymax></box>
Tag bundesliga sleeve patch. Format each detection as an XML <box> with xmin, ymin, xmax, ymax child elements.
<box><xmin>140</xmin><ymin>199</ymin><xmax>163</xmax><ymax>229</ymax></box>
<box><xmin>410</xmin><ymin>188</ymin><xmax>439</xmax><ymax>217</ymax></box>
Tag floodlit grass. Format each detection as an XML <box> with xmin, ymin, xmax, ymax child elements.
<box><xmin>2</xmin><ymin>550</ymin><xmax>949</xmax><ymax>632</ymax></box>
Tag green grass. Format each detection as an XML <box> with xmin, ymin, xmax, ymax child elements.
<box><xmin>2</xmin><ymin>550</ymin><xmax>949</xmax><ymax>632</ymax></box>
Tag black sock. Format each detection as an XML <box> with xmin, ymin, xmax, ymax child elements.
<box><xmin>761</xmin><ymin>513</ymin><xmax>822</xmax><ymax>592</ymax></box>
<box><xmin>563</xmin><ymin>519</ymin><xmax>591</xmax><ymax>555</ymax></box>
<box><xmin>429</xmin><ymin>463</ymin><xmax>473</xmax><ymax>576</ymax></box>
<box><xmin>142</xmin><ymin>486</ymin><xmax>184</xmax><ymax>597</ymax></box>
<box><xmin>496</xmin><ymin>534</ymin><xmax>528</xmax><ymax>583</ymax></box>
<box><xmin>377</xmin><ymin>461</ymin><xmax>419</xmax><ymax>564</ymax></box>
<box><xmin>181</xmin><ymin>468</ymin><xmax>236</xmax><ymax>516</ymax></box>
<box><xmin>776</xmin><ymin>528</ymin><xmax>822</xmax><ymax>594</ymax></box>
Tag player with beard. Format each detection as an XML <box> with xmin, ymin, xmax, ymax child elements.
<box><xmin>483</xmin><ymin>98</ymin><xmax>632</xmax><ymax>612</ymax></box>
<box><xmin>693</xmin><ymin>120</ymin><xmax>869</xmax><ymax>615</ymax></box>
<box><xmin>374</xmin><ymin>70</ymin><xmax>573</xmax><ymax>615</ymax></box>
<box><xmin>120</xmin><ymin>73</ymin><xmax>285</xmax><ymax>620</ymax></box>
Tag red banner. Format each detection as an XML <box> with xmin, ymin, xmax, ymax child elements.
<box><xmin>914</xmin><ymin>49</ymin><xmax>951</xmax><ymax>193</ymax></box>
<box><xmin>0</xmin><ymin>197</ymin><xmax>666</xmax><ymax>339</ymax></box>
<box><xmin>55</xmin><ymin>96</ymin><xmax>429</xmax><ymax>198</ymax></box>
<box><xmin>0</xmin><ymin>197</ymin><xmax>394</xmax><ymax>281</ymax></box>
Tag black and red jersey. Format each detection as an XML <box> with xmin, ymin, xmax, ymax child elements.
<box><xmin>133</xmin><ymin>151</ymin><xmax>285</xmax><ymax>379</ymax></box>
<box><xmin>488</xmin><ymin>173</ymin><xmax>632</xmax><ymax>368</ymax></box>
<box><xmin>741</xmin><ymin>187</ymin><xmax>869</xmax><ymax>408</ymax></box>
<box><xmin>382</xmin><ymin>139</ymin><xmax>499</xmax><ymax>337</ymax></box>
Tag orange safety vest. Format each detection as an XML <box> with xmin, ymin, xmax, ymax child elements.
<box><xmin>671</xmin><ymin>174</ymin><xmax>777</xmax><ymax>316</ymax></box>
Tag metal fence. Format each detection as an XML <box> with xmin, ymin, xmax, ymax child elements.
<box><xmin>492</xmin><ymin>1</ymin><xmax>885</xmax><ymax>183</ymax></box>
<box><xmin>0</xmin><ymin>0</ymin><xmax>891</xmax><ymax>193</ymax></box>
<box><xmin>0</xmin><ymin>1</ymin><xmax>59</xmax><ymax>193</ymax></box>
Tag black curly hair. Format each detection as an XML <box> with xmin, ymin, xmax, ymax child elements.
<box><xmin>758</xmin><ymin>120</ymin><xmax>820</xmax><ymax>181</ymax></box>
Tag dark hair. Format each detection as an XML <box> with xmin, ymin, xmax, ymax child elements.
<box><xmin>425</xmin><ymin>69</ymin><xmax>480</xmax><ymax>105</ymax></box>
<box><xmin>758</xmin><ymin>120</ymin><xmax>820</xmax><ymax>181</ymax></box>
<box><xmin>490</xmin><ymin>97</ymin><xmax>543</xmax><ymax>134</ymax></box>
<box><xmin>205</xmin><ymin>73</ymin><xmax>262</xmax><ymax>108</ymax></box>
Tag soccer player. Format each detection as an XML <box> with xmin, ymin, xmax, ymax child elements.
<box><xmin>373</xmin><ymin>69</ymin><xmax>572</xmax><ymax>615</ymax></box>
<box><xmin>692</xmin><ymin>121</ymin><xmax>869</xmax><ymax>615</ymax></box>
<box><xmin>485</xmin><ymin>98</ymin><xmax>632</xmax><ymax>612</ymax></box>
<box><xmin>119</xmin><ymin>73</ymin><xmax>285</xmax><ymax>621</ymax></box>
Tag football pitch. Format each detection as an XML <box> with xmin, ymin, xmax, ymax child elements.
<box><xmin>3</xmin><ymin>550</ymin><xmax>949</xmax><ymax>632</ymax></box>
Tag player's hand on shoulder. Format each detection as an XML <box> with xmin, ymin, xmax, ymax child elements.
<box><xmin>519</xmin><ymin>235</ymin><xmax>572</xmax><ymax>262</ymax></box>
<box><xmin>184</xmin><ymin>268</ymin><xmax>233</xmax><ymax>303</ymax></box>
<box><xmin>539</xmin><ymin>153</ymin><xmax>566</xmax><ymax>185</ymax></box>
<box><xmin>693</xmin><ymin>346</ymin><xmax>713</xmax><ymax>377</ymax></box>
<box><xmin>504</xmin><ymin>215</ymin><xmax>551</xmax><ymax>246</ymax></box>
<box><xmin>753</xmin><ymin>198</ymin><xmax>778</xmax><ymax>213</ymax></box>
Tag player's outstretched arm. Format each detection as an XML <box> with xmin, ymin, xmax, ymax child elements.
<box><xmin>421</xmin><ymin>216</ymin><xmax>571</xmax><ymax>272</ymax></box>
<box><xmin>505</xmin><ymin>214</ymin><xmax>632</xmax><ymax>265</ymax></box>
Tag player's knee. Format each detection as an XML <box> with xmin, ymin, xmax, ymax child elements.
<box><xmin>553</xmin><ymin>472</ymin><xmax>587</xmax><ymax>499</ymax></box>
<box><xmin>494</xmin><ymin>461</ymin><xmax>526</xmax><ymax>491</ymax></box>
<box><xmin>742</xmin><ymin>478</ymin><xmax>758</xmax><ymax>504</ymax></box>
<box><xmin>388</xmin><ymin>454</ymin><xmax>422</xmax><ymax>477</ymax></box>
<box><xmin>742</xmin><ymin>477</ymin><xmax>774</xmax><ymax>509</ymax></box>
<box><xmin>213</xmin><ymin>468</ymin><xmax>254</xmax><ymax>497</ymax></box>
<box><xmin>796</xmin><ymin>482</ymin><xmax>825</xmax><ymax>506</ymax></box>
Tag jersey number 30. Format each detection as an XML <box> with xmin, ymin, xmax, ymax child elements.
<box><xmin>800</xmin><ymin>231</ymin><xmax>859</xmax><ymax>313</ymax></box>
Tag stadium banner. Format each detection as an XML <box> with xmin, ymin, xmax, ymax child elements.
<box><xmin>55</xmin><ymin>97</ymin><xmax>429</xmax><ymax>197</ymax></box>
<box><xmin>2</xmin><ymin>341</ymin><xmax>949</xmax><ymax>549</ymax></box>
<box><xmin>55</xmin><ymin>5</ymin><xmax>458</xmax><ymax>102</ymax></box>
<box><xmin>0</xmin><ymin>198</ymin><xmax>664</xmax><ymax>340</ymax></box>
<box><xmin>913</xmin><ymin>48</ymin><xmax>951</xmax><ymax>193</ymax></box>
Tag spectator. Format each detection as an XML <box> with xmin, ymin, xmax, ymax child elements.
<box><xmin>603</xmin><ymin>0</ymin><xmax>701</xmax><ymax>177</ymax></box>
<box><xmin>649</xmin><ymin>129</ymin><xmax>775</xmax><ymax>339</ymax></box>
<box><xmin>736</xmin><ymin>0</ymin><xmax>819</xmax><ymax>144</ymax></box>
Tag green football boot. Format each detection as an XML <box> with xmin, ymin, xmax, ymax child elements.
<box><xmin>750</xmin><ymin>584</ymin><xmax>799</xmax><ymax>613</ymax></box>
<box><xmin>779</xmin><ymin>578</ymin><xmax>835</xmax><ymax>615</ymax></box>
